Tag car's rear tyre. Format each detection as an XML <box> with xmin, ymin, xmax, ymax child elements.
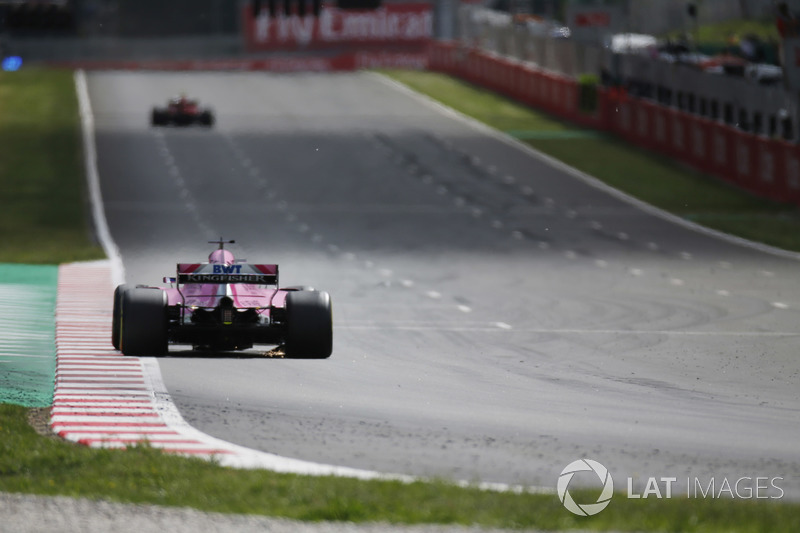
<box><xmin>200</xmin><ymin>110</ymin><xmax>214</xmax><ymax>127</ymax></box>
<box><xmin>284</xmin><ymin>290</ymin><xmax>332</xmax><ymax>359</ymax></box>
<box><xmin>151</xmin><ymin>109</ymin><xmax>164</xmax><ymax>126</ymax></box>
<box><xmin>112</xmin><ymin>284</ymin><xmax>131</xmax><ymax>350</ymax></box>
<box><xmin>120</xmin><ymin>288</ymin><xmax>168</xmax><ymax>356</ymax></box>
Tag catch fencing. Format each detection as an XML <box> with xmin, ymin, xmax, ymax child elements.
<box><xmin>457</xmin><ymin>6</ymin><xmax>798</xmax><ymax>143</ymax></box>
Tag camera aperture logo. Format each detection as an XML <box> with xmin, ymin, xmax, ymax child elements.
<box><xmin>557</xmin><ymin>459</ymin><xmax>614</xmax><ymax>516</ymax></box>
<box><xmin>557</xmin><ymin>459</ymin><xmax>785</xmax><ymax>516</ymax></box>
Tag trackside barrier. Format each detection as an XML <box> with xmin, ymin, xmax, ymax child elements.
<box><xmin>756</xmin><ymin>137</ymin><xmax>779</xmax><ymax>200</ymax></box>
<box><xmin>670</xmin><ymin>110</ymin><xmax>689</xmax><ymax>163</ymax></box>
<box><xmin>652</xmin><ymin>104</ymin><xmax>671</xmax><ymax>155</ymax></box>
<box><xmin>735</xmin><ymin>133</ymin><xmax>754</xmax><ymax>191</ymax></box>
<box><xmin>782</xmin><ymin>142</ymin><xmax>800</xmax><ymax>203</ymax></box>
<box><xmin>427</xmin><ymin>40</ymin><xmax>800</xmax><ymax>206</ymax></box>
<box><xmin>688</xmin><ymin>115</ymin><xmax>712</xmax><ymax>175</ymax></box>
<box><xmin>713</xmin><ymin>125</ymin><xmax>737</xmax><ymax>184</ymax></box>
<box><xmin>635</xmin><ymin>100</ymin><xmax>656</xmax><ymax>152</ymax></box>
<box><xmin>47</xmin><ymin>49</ymin><xmax>429</xmax><ymax>72</ymax></box>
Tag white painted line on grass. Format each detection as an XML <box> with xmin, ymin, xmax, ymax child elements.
<box><xmin>74</xmin><ymin>70</ymin><xmax>125</xmax><ymax>287</ymax></box>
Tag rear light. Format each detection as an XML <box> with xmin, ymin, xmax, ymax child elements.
<box><xmin>220</xmin><ymin>297</ymin><xmax>234</xmax><ymax>325</ymax></box>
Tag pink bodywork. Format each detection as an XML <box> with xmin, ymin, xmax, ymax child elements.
<box><xmin>162</xmin><ymin>249</ymin><xmax>287</xmax><ymax>315</ymax></box>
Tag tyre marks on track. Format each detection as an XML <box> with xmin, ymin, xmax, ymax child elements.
<box><xmin>368</xmin><ymin>128</ymin><xmax>798</xmax><ymax>313</ymax></box>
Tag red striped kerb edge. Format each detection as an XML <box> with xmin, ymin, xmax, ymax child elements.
<box><xmin>50</xmin><ymin>261</ymin><xmax>419</xmax><ymax>482</ymax></box>
<box><xmin>52</xmin><ymin>261</ymin><xmax>234</xmax><ymax>457</ymax></box>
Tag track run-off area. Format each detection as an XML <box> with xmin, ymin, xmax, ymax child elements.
<box><xmin>38</xmin><ymin>68</ymin><xmax>800</xmax><ymax>498</ymax></box>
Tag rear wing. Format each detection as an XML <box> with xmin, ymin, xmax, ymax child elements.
<box><xmin>177</xmin><ymin>263</ymin><xmax>278</xmax><ymax>285</ymax></box>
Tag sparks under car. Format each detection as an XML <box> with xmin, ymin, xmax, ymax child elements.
<box><xmin>112</xmin><ymin>240</ymin><xmax>332</xmax><ymax>358</ymax></box>
<box><xmin>151</xmin><ymin>94</ymin><xmax>214</xmax><ymax>127</ymax></box>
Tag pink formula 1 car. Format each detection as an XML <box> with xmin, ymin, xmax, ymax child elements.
<box><xmin>112</xmin><ymin>240</ymin><xmax>332</xmax><ymax>358</ymax></box>
<box><xmin>151</xmin><ymin>94</ymin><xmax>214</xmax><ymax>127</ymax></box>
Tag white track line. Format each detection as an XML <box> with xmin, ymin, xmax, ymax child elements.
<box><xmin>52</xmin><ymin>262</ymin><xmax>403</xmax><ymax>476</ymax></box>
<box><xmin>370</xmin><ymin>71</ymin><xmax>800</xmax><ymax>262</ymax></box>
<box><xmin>71</xmin><ymin>70</ymin><xmax>545</xmax><ymax>493</ymax></box>
<box><xmin>53</xmin><ymin>260</ymin><xmax>544</xmax><ymax>495</ymax></box>
<box><xmin>74</xmin><ymin>70</ymin><xmax>124</xmax><ymax>287</ymax></box>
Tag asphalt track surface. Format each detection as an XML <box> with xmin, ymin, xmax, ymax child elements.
<box><xmin>88</xmin><ymin>71</ymin><xmax>800</xmax><ymax>497</ymax></box>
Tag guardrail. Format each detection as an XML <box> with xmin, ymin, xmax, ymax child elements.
<box><xmin>41</xmin><ymin>49</ymin><xmax>428</xmax><ymax>72</ymax></box>
<box><xmin>457</xmin><ymin>6</ymin><xmax>799</xmax><ymax>144</ymax></box>
<box><xmin>429</xmin><ymin>41</ymin><xmax>800</xmax><ymax>206</ymax></box>
<box><xmin>7</xmin><ymin>36</ymin><xmax>243</xmax><ymax>61</ymax></box>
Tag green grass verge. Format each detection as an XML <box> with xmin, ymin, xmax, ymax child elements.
<box><xmin>0</xmin><ymin>68</ymin><xmax>104</xmax><ymax>263</ymax></box>
<box><xmin>3</xmin><ymin>405</ymin><xmax>800</xmax><ymax>531</ymax></box>
<box><xmin>383</xmin><ymin>70</ymin><xmax>800</xmax><ymax>252</ymax></box>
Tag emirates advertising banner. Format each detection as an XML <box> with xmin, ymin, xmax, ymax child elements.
<box><xmin>243</xmin><ymin>3</ymin><xmax>433</xmax><ymax>51</ymax></box>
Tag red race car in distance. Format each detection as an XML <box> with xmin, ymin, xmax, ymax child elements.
<box><xmin>151</xmin><ymin>94</ymin><xmax>214</xmax><ymax>127</ymax></box>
